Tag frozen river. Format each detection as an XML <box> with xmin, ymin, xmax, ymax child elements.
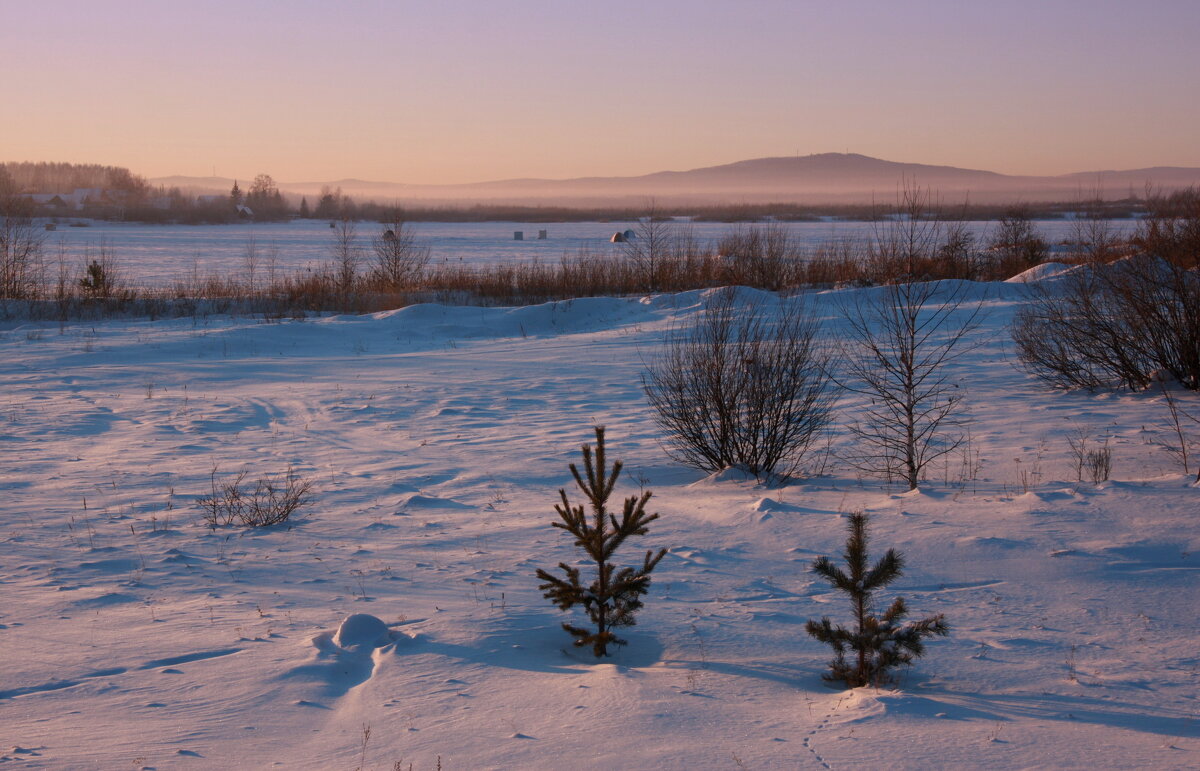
<box><xmin>37</xmin><ymin>218</ymin><xmax>1136</xmax><ymax>288</ymax></box>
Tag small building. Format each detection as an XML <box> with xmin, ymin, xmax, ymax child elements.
<box><xmin>514</xmin><ymin>231</ymin><xmax>524</xmax><ymax>241</ymax></box>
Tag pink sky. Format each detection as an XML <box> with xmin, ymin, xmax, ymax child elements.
<box><xmin>4</xmin><ymin>0</ymin><xmax>1198</xmax><ymax>184</ymax></box>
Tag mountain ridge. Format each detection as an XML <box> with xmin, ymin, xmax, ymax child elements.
<box><xmin>149</xmin><ymin>153</ymin><xmax>1200</xmax><ymax>205</ymax></box>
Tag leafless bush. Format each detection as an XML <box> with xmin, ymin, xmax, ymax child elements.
<box><xmin>1085</xmin><ymin>445</ymin><xmax>1112</xmax><ymax>483</ymax></box>
<box><xmin>1013</xmin><ymin>254</ymin><xmax>1200</xmax><ymax>391</ymax></box>
<box><xmin>198</xmin><ymin>466</ymin><xmax>314</xmax><ymax>527</ymax></box>
<box><xmin>1066</xmin><ymin>426</ymin><xmax>1112</xmax><ymax>483</ymax></box>
<box><xmin>983</xmin><ymin>206</ymin><xmax>1048</xmax><ymax>280</ymax></box>
<box><xmin>642</xmin><ymin>288</ymin><xmax>836</xmax><ymax>482</ymax></box>
<box><xmin>623</xmin><ymin>202</ymin><xmax>675</xmax><ymax>291</ymax></box>
<box><xmin>370</xmin><ymin>220</ymin><xmax>431</xmax><ymax>291</ymax></box>
<box><xmin>835</xmin><ymin>280</ymin><xmax>985</xmax><ymax>490</ymax></box>
<box><xmin>1132</xmin><ymin>187</ymin><xmax>1200</xmax><ymax>270</ymax></box>
<box><xmin>801</xmin><ymin>238</ymin><xmax>868</xmax><ymax>287</ymax></box>
<box><xmin>1157</xmin><ymin>384</ymin><xmax>1200</xmax><ymax>482</ymax></box>
<box><xmin>331</xmin><ymin>219</ymin><xmax>361</xmax><ymax>298</ymax></box>
<box><xmin>1067</xmin><ymin>196</ymin><xmax>1126</xmax><ymax>265</ymax></box>
<box><xmin>0</xmin><ymin>204</ymin><xmax>46</xmax><ymax>300</ymax></box>
<box><xmin>862</xmin><ymin>186</ymin><xmax>979</xmax><ymax>284</ymax></box>
<box><xmin>716</xmin><ymin>224</ymin><xmax>798</xmax><ymax>290</ymax></box>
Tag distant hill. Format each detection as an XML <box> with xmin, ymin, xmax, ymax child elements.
<box><xmin>148</xmin><ymin>154</ymin><xmax>1200</xmax><ymax>206</ymax></box>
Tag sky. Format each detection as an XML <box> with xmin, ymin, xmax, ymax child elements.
<box><xmin>4</xmin><ymin>0</ymin><xmax>1199</xmax><ymax>184</ymax></box>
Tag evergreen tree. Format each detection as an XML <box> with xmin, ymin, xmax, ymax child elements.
<box><xmin>537</xmin><ymin>426</ymin><xmax>666</xmax><ymax>657</ymax></box>
<box><xmin>805</xmin><ymin>512</ymin><xmax>948</xmax><ymax>688</ymax></box>
<box><xmin>299</xmin><ymin>197</ymin><xmax>310</xmax><ymax>219</ymax></box>
<box><xmin>230</xmin><ymin>180</ymin><xmax>243</xmax><ymax>207</ymax></box>
<box><xmin>79</xmin><ymin>260</ymin><xmax>112</xmax><ymax>298</ymax></box>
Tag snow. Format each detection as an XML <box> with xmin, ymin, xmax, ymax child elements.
<box><xmin>1004</xmin><ymin>261</ymin><xmax>1077</xmax><ymax>282</ymax></box>
<box><xmin>332</xmin><ymin>614</ymin><xmax>392</xmax><ymax>649</ymax></box>
<box><xmin>1</xmin><ymin>277</ymin><xmax>1197</xmax><ymax>769</ymax></box>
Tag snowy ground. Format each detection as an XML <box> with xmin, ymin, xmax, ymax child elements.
<box><xmin>1</xmin><ymin>279</ymin><xmax>1197</xmax><ymax>769</ymax></box>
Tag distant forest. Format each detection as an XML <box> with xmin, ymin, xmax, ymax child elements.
<box><xmin>2</xmin><ymin>161</ymin><xmax>149</xmax><ymax>195</ymax></box>
<box><xmin>1</xmin><ymin>160</ymin><xmax>1154</xmax><ymax>225</ymax></box>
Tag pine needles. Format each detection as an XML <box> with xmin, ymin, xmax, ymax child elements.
<box><xmin>806</xmin><ymin>512</ymin><xmax>948</xmax><ymax>688</ymax></box>
<box><xmin>536</xmin><ymin>426</ymin><xmax>666</xmax><ymax>657</ymax></box>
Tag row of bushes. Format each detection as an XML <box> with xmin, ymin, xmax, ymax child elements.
<box><xmin>0</xmin><ymin>186</ymin><xmax>1078</xmax><ymax>317</ymax></box>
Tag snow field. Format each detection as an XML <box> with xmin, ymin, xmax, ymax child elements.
<box><xmin>0</xmin><ymin>282</ymin><xmax>1197</xmax><ymax>769</ymax></box>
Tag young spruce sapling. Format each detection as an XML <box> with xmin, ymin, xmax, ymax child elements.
<box><xmin>806</xmin><ymin>512</ymin><xmax>948</xmax><ymax>687</ymax></box>
<box><xmin>537</xmin><ymin>426</ymin><xmax>666</xmax><ymax>657</ymax></box>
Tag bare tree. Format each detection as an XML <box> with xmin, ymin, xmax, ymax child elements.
<box><xmin>370</xmin><ymin>219</ymin><xmax>430</xmax><ymax>291</ymax></box>
<box><xmin>331</xmin><ymin>219</ymin><xmax>360</xmax><ymax>297</ymax></box>
<box><xmin>643</xmin><ymin>288</ymin><xmax>837</xmax><ymax>482</ymax></box>
<box><xmin>623</xmin><ymin>200</ymin><xmax>673</xmax><ymax>292</ymax></box>
<box><xmin>985</xmin><ymin>206</ymin><xmax>1048</xmax><ymax>280</ymax></box>
<box><xmin>835</xmin><ymin>280</ymin><xmax>985</xmax><ymax>489</ymax></box>
<box><xmin>242</xmin><ymin>235</ymin><xmax>259</xmax><ymax>295</ymax></box>
<box><xmin>0</xmin><ymin>196</ymin><xmax>46</xmax><ymax>300</ymax></box>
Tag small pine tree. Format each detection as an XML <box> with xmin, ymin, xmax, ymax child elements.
<box><xmin>79</xmin><ymin>260</ymin><xmax>110</xmax><ymax>298</ymax></box>
<box><xmin>229</xmin><ymin>180</ymin><xmax>243</xmax><ymax>207</ymax></box>
<box><xmin>299</xmin><ymin>196</ymin><xmax>310</xmax><ymax>219</ymax></box>
<box><xmin>536</xmin><ymin>426</ymin><xmax>666</xmax><ymax>657</ymax></box>
<box><xmin>805</xmin><ymin>512</ymin><xmax>948</xmax><ymax>688</ymax></box>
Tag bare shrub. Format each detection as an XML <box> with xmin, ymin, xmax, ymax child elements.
<box><xmin>716</xmin><ymin>224</ymin><xmax>798</xmax><ymax>290</ymax></box>
<box><xmin>199</xmin><ymin>466</ymin><xmax>313</xmax><ymax>527</ymax></box>
<box><xmin>0</xmin><ymin>201</ymin><xmax>46</xmax><ymax>300</ymax></box>
<box><xmin>1068</xmin><ymin>195</ymin><xmax>1126</xmax><ymax>265</ymax></box>
<box><xmin>863</xmin><ymin>185</ymin><xmax>978</xmax><ymax>283</ymax></box>
<box><xmin>1013</xmin><ymin>254</ymin><xmax>1200</xmax><ymax>392</ymax></box>
<box><xmin>1085</xmin><ymin>444</ymin><xmax>1113</xmax><ymax>483</ymax></box>
<box><xmin>1158</xmin><ymin>383</ymin><xmax>1200</xmax><ymax>482</ymax></box>
<box><xmin>1066</xmin><ymin>426</ymin><xmax>1112</xmax><ymax>483</ymax></box>
<box><xmin>984</xmin><ymin>206</ymin><xmax>1048</xmax><ymax>280</ymax></box>
<box><xmin>331</xmin><ymin>219</ymin><xmax>361</xmax><ymax>298</ymax></box>
<box><xmin>370</xmin><ymin>220</ymin><xmax>430</xmax><ymax>291</ymax></box>
<box><xmin>835</xmin><ymin>280</ymin><xmax>985</xmax><ymax>490</ymax></box>
<box><xmin>642</xmin><ymin>288</ymin><xmax>836</xmax><ymax>482</ymax></box>
<box><xmin>623</xmin><ymin>202</ymin><xmax>674</xmax><ymax>292</ymax></box>
<box><xmin>1132</xmin><ymin>187</ymin><xmax>1200</xmax><ymax>269</ymax></box>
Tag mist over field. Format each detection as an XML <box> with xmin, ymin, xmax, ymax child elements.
<box><xmin>149</xmin><ymin>153</ymin><xmax>1200</xmax><ymax>207</ymax></box>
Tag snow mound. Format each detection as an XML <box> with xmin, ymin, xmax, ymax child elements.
<box><xmin>690</xmin><ymin>466</ymin><xmax>760</xmax><ymax>486</ymax></box>
<box><xmin>397</xmin><ymin>493</ymin><xmax>472</xmax><ymax>511</ymax></box>
<box><xmin>332</xmin><ymin>614</ymin><xmax>390</xmax><ymax>649</ymax></box>
<box><xmin>1005</xmin><ymin>261</ymin><xmax>1075</xmax><ymax>283</ymax></box>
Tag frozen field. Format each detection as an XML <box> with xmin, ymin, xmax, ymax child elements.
<box><xmin>1</xmin><ymin>278</ymin><xmax>1197</xmax><ymax>769</ymax></box>
<box><xmin>36</xmin><ymin>219</ymin><xmax>1136</xmax><ymax>289</ymax></box>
